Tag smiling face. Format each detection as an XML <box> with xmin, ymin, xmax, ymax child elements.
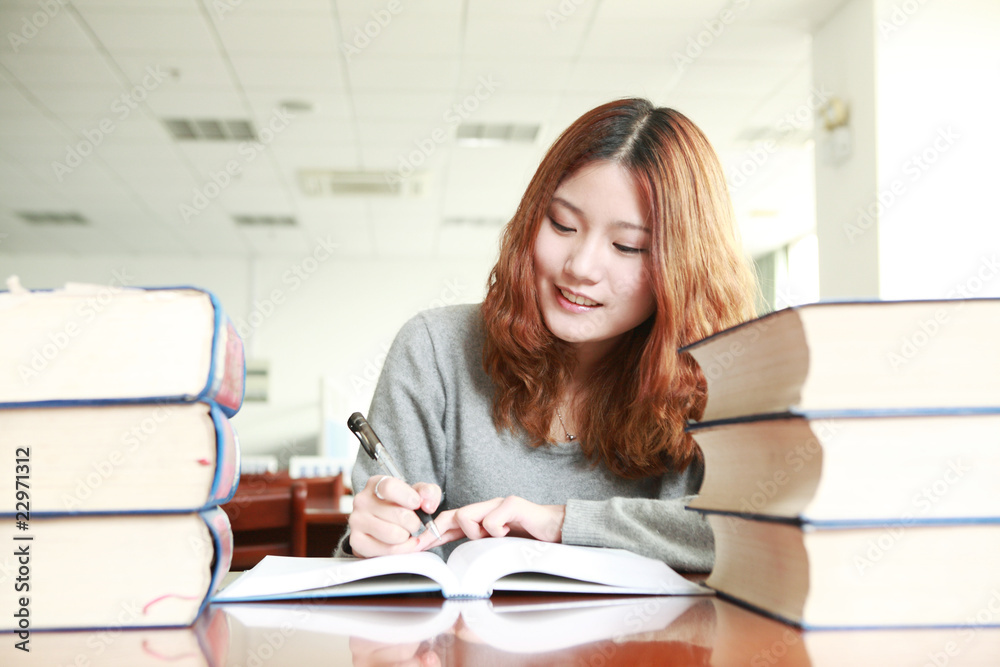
<box><xmin>533</xmin><ymin>160</ymin><xmax>657</xmax><ymax>363</ymax></box>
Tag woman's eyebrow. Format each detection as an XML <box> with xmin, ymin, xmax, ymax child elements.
<box><xmin>553</xmin><ymin>197</ymin><xmax>650</xmax><ymax>234</ymax></box>
<box><xmin>611</xmin><ymin>221</ymin><xmax>651</xmax><ymax>234</ymax></box>
<box><xmin>550</xmin><ymin>196</ymin><xmax>582</xmax><ymax>217</ymax></box>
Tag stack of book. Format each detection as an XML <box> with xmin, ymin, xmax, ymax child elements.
<box><xmin>682</xmin><ymin>298</ymin><xmax>1000</xmax><ymax>628</ymax></box>
<box><xmin>0</xmin><ymin>281</ymin><xmax>244</xmax><ymax>637</ymax></box>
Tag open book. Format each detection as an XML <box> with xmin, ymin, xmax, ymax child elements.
<box><xmin>214</xmin><ymin>537</ymin><xmax>707</xmax><ymax>601</ymax></box>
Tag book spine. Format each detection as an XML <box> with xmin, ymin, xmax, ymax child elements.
<box><xmin>202</xmin><ymin>507</ymin><xmax>234</xmax><ymax>603</ymax></box>
<box><xmin>206</xmin><ymin>404</ymin><xmax>241</xmax><ymax>507</ymax></box>
<box><xmin>198</xmin><ymin>292</ymin><xmax>246</xmax><ymax>417</ymax></box>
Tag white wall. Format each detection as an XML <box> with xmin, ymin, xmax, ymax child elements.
<box><xmin>812</xmin><ymin>0</ymin><xmax>881</xmax><ymax>299</ymax></box>
<box><xmin>811</xmin><ymin>0</ymin><xmax>1000</xmax><ymax>301</ymax></box>
<box><xmin>875</xmin><ymin>0</ymin><xmax>1000</xmax><ymax>299</ymax></box>
<box><xmin>0</xmin><ymin>252</ymin><xmax>492</xmax><ymax>456</ymax></box>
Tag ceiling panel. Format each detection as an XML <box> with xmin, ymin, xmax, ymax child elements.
<box><xmin>0</xmin><ymin>7</ymin><xmax>95</xmax><ymax>54</ymax></box>
<box><xmin>0</xmin><ymin>51</ymin><xmax>121</xmax><ymax>85</ymax></box>
<box><xmin>76</xmin><ymin>8</ymin><xmax>218</xmax><ymax>53</ymax></box>
<box><xmin>214</xmin><ymin>12</ymin><xmax>339</xmax><ymax>56</ymax></box>
<box><xmin>0</xmin><ymin>0</ymin><xmax>854</xmax><ymax>261</ymax></box>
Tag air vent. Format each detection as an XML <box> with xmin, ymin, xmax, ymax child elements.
<box><xmin>233</xmin><ymin>215</ymin><xmax>297</xmax><ymax>227</ymax></box>
<box><xmin>456</xmin><ymin>123</ymin><xmax>540</xmax><ymax>146</ymax></box>
<box><xmin>164</xmin><ymin>118</ymin><xmax>257</xmax><ymax>142</ymax></box>
<box><xmin>298</xmin><ymin>170</ymin><xmax>426</xmax><ymax>197</ymax></box>
<box><xmin>18</xmin><ymin>212</ymin><xmax>88</xmax><ymax>225</ymax></box>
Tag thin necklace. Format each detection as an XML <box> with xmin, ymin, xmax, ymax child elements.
<box><xmin>555</xmin><ymin>407</ymin><xmax>577</xmax><ymax>441</ymax></box>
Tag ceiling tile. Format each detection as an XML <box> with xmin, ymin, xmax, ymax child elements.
<box><xmin>78</xmin><ymin>8</ymin><xmax>218</xmax><ymax>53</ymax></box>
<box><xmin>237</xmin><ymin>225</ymin><xmax>313</xmax><ymax>256</ymax></box>
<box><xmin>142</xmin><ymin>86</ymin><xmax>247</xmax><ymax>117</ymax></box>
<box><xmin>0</xmin><ymin>51</ymin><xmax>121</xmax><ymax>85</ymax></box>
<box><xmin>214</xmin><ymin>12</ymin><xmax>338</xmax><ymax>55</ymax></box>
<box><xmin>336</xmin><ymin>15</ymin><xmax>462</xmax><ymax>59</ymax></box>
<box><xmin>579</xmin><ymin>20</ymin><xmax>694</xmax><ymax>61</ymax></box>
<box><xmin>348</xmin><ymin>56</ymin><xmax>459</xmax><ymax>92</ymax></box>
<box><xmin>0</xmin><ymin>7</ymin><xmax>95</xmax><ymax>54</ymax></box>
<box><xmin>464</xmin><ymin>14</ymin><xmax>588</xmax><ymax>59</ymax></box>
<box><xmin>229</xmin><ymin>54</ymin><xmax>344</xmax><ymax>89</ymax></box>
<box><xmin>113</xmin><ymin>54</ymin><xmax>231</xmax><ymax>88</ymax></box>
<box><xmin>26</xmin><ymin>84</ymin><xmax>133</xmax><ymax>120</ymax></box>
<box><xmin>0</xmin><ymin>0</ymin><xmax>841</xmax><ymax>262</ymax></box>
<box><xmin>371</xmin><ymin>219</ymin><xmax>436</xmax><ymax>258</ymax></box>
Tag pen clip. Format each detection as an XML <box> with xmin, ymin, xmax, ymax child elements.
<box><xmin>347</xmin><ymin>412</ymin><xmax>379</xmax><ymax>461</ymax></box>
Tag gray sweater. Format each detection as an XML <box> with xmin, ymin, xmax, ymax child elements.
<box><xmin>343</xmin><ymin>304</ymin><xmax>714</xmax><ymax>571</ymax></box>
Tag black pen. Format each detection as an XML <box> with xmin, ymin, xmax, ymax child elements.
<box><xmin>347</xmin><ymin>412</ymin><xmax>442</xmax><ymax>539</ymax></box>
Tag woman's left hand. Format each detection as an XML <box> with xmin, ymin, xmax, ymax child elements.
<box><xmin>419</xmin><ymin>496</ymin><xmax>566</xmax><ymax>549</ymax></box>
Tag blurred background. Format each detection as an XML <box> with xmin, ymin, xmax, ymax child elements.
<box><xmin>1</xmin><ymin>0</ymin><xmax>997</xmax><ymax>464</ymax></box>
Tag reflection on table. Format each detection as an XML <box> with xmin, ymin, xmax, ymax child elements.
<box><xmin>21</xmin><ymin>592</ymin><xmax>1000</xmax><ymax>666</ymax></box>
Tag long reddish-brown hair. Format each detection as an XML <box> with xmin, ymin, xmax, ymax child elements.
<box><xmin>481</xmin><ymin>98</ymin><xmax>758</xmax><ymax>479</ymax></box>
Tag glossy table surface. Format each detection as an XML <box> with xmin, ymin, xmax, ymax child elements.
<box><xmin>25</xmin><ymin>588</ymin><xmax>1000</xmax><ymax>666</ymax></box>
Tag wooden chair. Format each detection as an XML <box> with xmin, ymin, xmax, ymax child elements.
<box><xmin>222</xmin><ymin>478</ymin><xmax>307</xmax><ymax>571</ymax></box>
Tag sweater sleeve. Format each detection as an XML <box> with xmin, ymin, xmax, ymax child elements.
<box><xmin>559</xmin><ymin>459</ymin><xmax>715</xmax><ymax>572</ymax></box>
<box><xmin>335</xmin><ymin>313</ymin><xmax>448</xmax><ymax>556</ymax></box>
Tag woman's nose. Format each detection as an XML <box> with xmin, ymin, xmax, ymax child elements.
<box><xmin>564</xmin><ymin>238</ymin><xmax>602</xmax><ymax>284</ymax></box>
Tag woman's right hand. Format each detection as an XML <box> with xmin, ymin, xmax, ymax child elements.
<box><xmin>348</xmin><ymin>475</ymin><xmax>443</xmax><ymax>558</ymax></box>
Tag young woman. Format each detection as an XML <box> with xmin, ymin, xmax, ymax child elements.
<box><xmin>341</xmin><ymin>98</ymin><xmax>758</xmax><ymax>570</ymax></box>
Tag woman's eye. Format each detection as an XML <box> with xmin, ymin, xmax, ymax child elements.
<box><xmin>550</xmin><ymin>219</ymin><xmax>574</xmax><ymax>233</ymax></box>
<box><xmin>614</xmin><ymin>243</ymin><xmax>646</xmax><ymax>255</ymax></box>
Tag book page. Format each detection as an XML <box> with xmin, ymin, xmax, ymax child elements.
<box><xmin>444</xmin><ymin>537</ymin><xmax>708</xmax><ymax>598</ymax></box>
<box><xmin>213</xmin><ymin>552</ymin><xmax>457</xmax><ymax>601</ymax></box>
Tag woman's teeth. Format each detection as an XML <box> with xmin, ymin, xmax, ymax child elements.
<box><xmin>560</xmin><ymin>289</ymin><xmax>599</xmax><ymax>307</ymax></box>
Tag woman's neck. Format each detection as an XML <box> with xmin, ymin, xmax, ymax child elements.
<box><xmin>568</xmin><ymin>336</ymin><xmax>617</xmax><ymax>383</ymax></box>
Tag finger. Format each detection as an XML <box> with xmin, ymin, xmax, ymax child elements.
<box><xmin>348</xmin><ymin>529</ymin><xmax>424</xmax><ymax>559</ymax></box>
<box><xmin>351</xmin><ymin>496</ymin><xmax>425</xmax><ymax>538</ymax></box>
<box><xmin>366</xmin><ymin>475</ymin><xmax>421</xmax><ymax>510</ymax></box>
<box><xmin>415</xmin><ymin>524</ymin><xmax>463</xmax><ymax>551</ymax></box>
<box><xmin>480</xmin><ymin>497</ymin><xmax>520</xmax><ymax>538</ymax></box>
<box><xmin>349</xmin><ymin>510</ymin><xmax>420</xmax><ymax>547</ymax></box>
<box><xmin>455</xmin><ymin>506</ymin><xmax>495</xmax><ymax>541</ymax></box>
<box><xmin>411</xmin><ymin>482</ymin><xmax>443</xmax><ymax>514</ymax></box>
